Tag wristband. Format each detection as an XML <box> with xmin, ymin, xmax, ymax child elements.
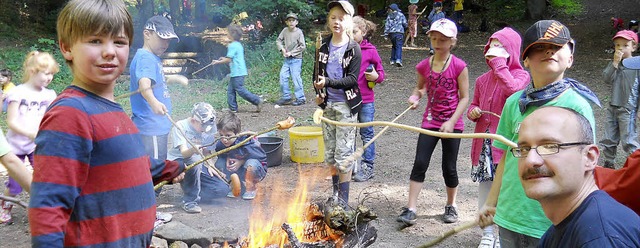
<box><xmin>409</xmin><ymin>95</ymin><xmax>420</xmax><ymax>102</ymax></box>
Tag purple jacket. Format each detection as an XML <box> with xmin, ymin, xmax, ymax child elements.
<box><xmin>466</xmin><ymin>27</ymin><xmax>530</xmax><ymax>165</ymax></box>
<box><xmin>358</xmin><ymin>39</ymin><xmax>385</xmax><ymax>103</ymax></box>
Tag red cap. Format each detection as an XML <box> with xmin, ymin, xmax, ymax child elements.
<box><xmin>613</xmin><ymin>30</ymin><xmax>639</xmax><ymax>43</ymax></box>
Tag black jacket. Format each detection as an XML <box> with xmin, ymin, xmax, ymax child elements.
<box><xmin>314</xmin><ymin>35</ymin><xmax>363</xmax><ymax>114</ymax></box>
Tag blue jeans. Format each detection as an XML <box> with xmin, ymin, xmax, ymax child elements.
<box><xmin>600</xmin><ymin>106</ymin><xmax>640</xmax><ymax>164</ymax></box>
<box><xmin>176</xmin><ymin>157</ymin><xmax>229</xmax><ymax>204</ymax></box>
<box><xmin>389</xmin><ymin>32</ymin><xmax>404</xmax><ymax>63</ymax></box>
<box><xmin>228</xmin><ymin>76</ymin><xmax>261</xmax><ymax>111</ymax></box>
<box><xmin>358</xmin><ymin>102</ymin><xmax>375</xmax><ymax>165</ymax></box>
<box><xmin>279</xmin><ymin>58</ymin><xmax>305</xmax><ymax>101</ymax></box>
<box><xmin>215</xmin><ymin>157</ymin><xmax>267</xmax><ymax>192</ymax></box>
<box><xmin>140</xmin><ymin>134</ymin><xmax>168</xmax><ymax>160</ymax></box>
<box><xmin>499</xmin><ymin>227</ymin><xmax>539</xmax><ymax>248</ymax></box>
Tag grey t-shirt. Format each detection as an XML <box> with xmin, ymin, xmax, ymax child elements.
<box><xmin>167</xmin><ymin>118</ymin><xmax>216</xmax><ymax>162</ymax></box>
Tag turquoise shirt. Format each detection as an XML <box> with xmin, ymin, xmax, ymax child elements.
<box><xmin>492</xmin><ymin>88</ymin><xmax>596</xmax><ymax>238</ymax></box>
<box><xmin>226</xmin><ymin>41</ymin><xmax>248</xmax><ymax>77</ymax></box>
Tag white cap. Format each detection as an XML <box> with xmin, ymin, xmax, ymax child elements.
<box><xmin>427</xmin><ymin>18</ymin><xmax>457</xmax><ymax>38</ymax></box>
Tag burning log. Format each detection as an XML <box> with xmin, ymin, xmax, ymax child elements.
<box><xmin>279</xmin><ymin>198</ymin><xmax>378</xmax><ymax>248</ymax></box>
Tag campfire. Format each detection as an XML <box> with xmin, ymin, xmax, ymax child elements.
<box><xmin>217</xmin><ymin>166</ymin><xmax>377</xmax><ymax>248</ymax></box>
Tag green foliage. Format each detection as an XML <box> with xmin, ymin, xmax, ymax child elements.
<box><xmin>549</xmin><ymin>0</ymin><xmax>582</xmax><ymax>16</ymax></box>
<box><xmin>216</xmin><ymin>0</ymin><xmax>321</xmax><ymax>40</ymax></box>
<box><xmin>483</xmin><ymin>0</ymin><xmax>527</xmax><ymax>21</ymax></box>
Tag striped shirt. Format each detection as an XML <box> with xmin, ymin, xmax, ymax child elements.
<box><xmin>29</xmin><ymin>86</ymin><xmax>182</xmax><ymax>247</ymax></box>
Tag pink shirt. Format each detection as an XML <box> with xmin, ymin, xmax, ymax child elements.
<box><xmin>416</xmin><ymin>55</ymin><xmax>466</xmax><ymax>130</ymax></box>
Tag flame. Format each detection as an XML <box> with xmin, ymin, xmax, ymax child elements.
<box><xmin>245</xmin><ymin>165</ymin><xmax>330</xmax><ymax>247</ymax></box>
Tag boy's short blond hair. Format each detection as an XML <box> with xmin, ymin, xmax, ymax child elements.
<box><xmin>22</xmin><ymin>51</ymin><xmax>59</xmax><ymax>83</ymax></box>
<box><xmin>57</xmin><ymin>0</ymin><xmax>133</xmax><ymax>65</ymax></box>
<box><xmin>227</xmin><ymin>25</ymin><xmax>243</xmax><ymax>41</ymax></box>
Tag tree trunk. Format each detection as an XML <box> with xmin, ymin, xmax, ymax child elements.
<box><xmin>525</xmin><ymin>0</ymin><xmax>546</xmax><ymax>20</ymax></box>
<box><xmin>169</xmin><ymin>0</ymin><xmax>180</xmax><ymax>22</ymax></box>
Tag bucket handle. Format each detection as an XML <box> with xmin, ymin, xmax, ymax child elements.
<box><xmin>264</xmin><ymin>141</ymin><xmax>283</xmax><ymax>154</ymax></box>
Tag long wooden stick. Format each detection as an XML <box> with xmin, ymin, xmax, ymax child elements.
<box><xmin>479</xmin><ymin>110</ymin><xmax>501</xmax><ymax>119</ymax></box>
<box><xmin>0</xmin><ymin>195</ymin><xmax>28</xmax><ymax>208</ymax></box>
<box><xmin>417</xmin><ymin>220</ymin><xmax>478</xmax><ymax>248</ymax></box>
<box><xmin>350</xmin><ymin>105</ymin><xmax>412</xmax><ymax>163</ymax></box>
<box><xmin>191</xmin><ymin>62</ymin><xmax>214</xmax><ymax>76</ymax></box>
<box><xmin>313</xmin><ymin>109</ymin><xmax>517</xmax><ymax>148</ymax></box>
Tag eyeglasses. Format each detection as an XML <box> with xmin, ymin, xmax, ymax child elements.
<box><xmin>510</xmin><ymin>142</ymin><xmax>590</xmax><ymax>158</ymax></box>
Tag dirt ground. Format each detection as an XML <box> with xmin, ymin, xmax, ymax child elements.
<box><xmin>1</xmin><ymin>0</ymin><xmax>639</xmax><ymax>247</ymax></box>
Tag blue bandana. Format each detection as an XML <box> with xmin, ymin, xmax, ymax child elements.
<box><xmin>518</xmin><ymin>78</ymin><xmax>601</xmax><ymax>113</ymax></box>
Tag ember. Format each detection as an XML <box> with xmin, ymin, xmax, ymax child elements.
<box><xmin>215</xmin><ymin>166</ymin><xmax>377</xmax><ymax>248</ymax></box>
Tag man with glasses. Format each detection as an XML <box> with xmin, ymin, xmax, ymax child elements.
<box><xmin>477</xmin><ymin>20</ymin><xmax>602</xmax><ymax>247</ymax></box>
<box><xmin>515</xmin><ymin>106</ymin><xmax>640</xmax><ymax>247</ymax></box>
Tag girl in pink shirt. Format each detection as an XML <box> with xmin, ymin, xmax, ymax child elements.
<box><xmin>398</xmin><ymin>18</ymin><xmax>469</xmax><ymax>226</ymax></box>
<box><xmin>467</xmin><ymin>27</ymin><xmax>529</xmax><ymax>247</ymax></box>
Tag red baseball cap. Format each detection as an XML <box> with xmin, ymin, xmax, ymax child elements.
<box><xmin>613</xmin><ymin>30</ymin><xmax>639</xmax><ymax>43</ymax></box>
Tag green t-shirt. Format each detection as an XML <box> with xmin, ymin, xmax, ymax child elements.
<box><xmin>492</xmin><ymin>88</ymin><xmax>596</xmax><ymax>238</ymax></box>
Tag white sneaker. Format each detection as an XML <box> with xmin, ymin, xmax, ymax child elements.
<box><xmin>478</xmin><ymin>234</ymin><xmax>496</xmax><ymax>248</ymax></box>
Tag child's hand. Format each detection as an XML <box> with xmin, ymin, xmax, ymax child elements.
<box><xmin>439</xmin><ymin>120</ymin><xmax>455</xmax><ymax>133</ymax></box>
<box><xmin>315</xmin><ymin>94</ymin><xmax>324</xmax><ymax>105</ymax></box>
<box><xmin>613</xmin><ymin>50</ymin><xmax>623</xmax><ymax>68</ymax></box>
<box><xmin>226</xmin><ymin>158</ymin><xmax>241</xmax><ymax>172</ymax></box>
<box><xmin>408</xmin><ymin>95</ymin><xmax>420</xmax><ymax>109</ymax></box>
<box><xmin>469</xmin><ymin>107</ymin><xmax>481</xmax><ymax>120</ymax></box>
<box><xmin>150</xmin><ymin>100</ymin><xmax>168</xmax><ymax>115</ymax></box>
<box><xmin>314</xmin><ymin>76</ymin><xmax>326</xmax><ymax>89</ymax></box>
<box><xmin>364</xmin><ymin>70</ymin><xmax>379</xmax><ymax>81</ymax></box>
<box><xmin>171</xmin><ymin>172</ymin><xmax>186</xmax><ymax>184</ymax></box>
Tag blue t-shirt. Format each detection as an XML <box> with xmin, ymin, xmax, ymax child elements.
<box><xmin>129</xmin><ymin>48</ymin><xmax>173</xmax><ymax>136</ymax></box>
<box><xmin>539</xmin><ymin>190</ymin><xmax>640</xmax><ymax>248</ymax></box>
<box><xmin>226</xmin><ymin>41</ymin><xmax>248</xmax><ymax>77</ymax></box>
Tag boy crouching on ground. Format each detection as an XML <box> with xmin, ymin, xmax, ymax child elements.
<box><xmin>29</xmin><ymin>0</ymin><xmax>184</xmax><ymax>246</ymax></box>
<box><xmin>215</xmin><ymin>112</ymin><xmax>267</xmax><ymax>200</ymax></box>
<box><xmin>168</xmin><ymin>102</ymin><xmax>229</xmax><ymax>213</ymax></box>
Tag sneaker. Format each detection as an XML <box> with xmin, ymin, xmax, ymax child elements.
<box><xmin>396</xmin><ymin>62</ymin><xmax>403</xmax><ymax>67</ymax></box>
<box><xmin>275</xmin><ymin>98</ymin><xmax>293</xmax><ymax>105</ymax></box>
<box><xmin>396</xmin><ymin>207</ymin><xmax>417</xmax><ymax>226</ymax></box>
<box><xmin>478</xmin><ymin>233</ymin><xmax>496</xmax><ymax>248</ymax></box>
<box><xmin>390</xmin><ymin>61</ymin><xmax>396</xmax><ymax>65</ymax></box>
<box><xmin>353</xmin><ymin>162</ymin><xmax>374</xmax><ymax>182</ymax></box>
<box><xmin>443</xmin><ymin>205</ymin><xmax>459</xmax><ymax>223</ymax></box>
<box><xmin>255</xmin><ymin>100</ymin><xmax>263</xmax><ymax>112</ymax></box>
<box><xmin>242</xmin><ymin>190</ymin><xmax>257</xmax><ymax>200</ymax></box>
<box><xmin>292</xmin><ymin>99</ymin><xmax>306</xmax><ymax>106</ymax></box>
<box><xmin>154</xmin><ymin>211</ymin><xmax>172</xmax><ymax>228</ymax></box>
<box><xmin>227</xmin><ymin>191</ymin><xmax>236</xmax><ymax>198</ymax></box>
<box><xmin>182</xmin><ymin>202</ymin><xmax>202</xmax><ymax>214</ymax></box>
<box><xmin>494</xmin><ymin>236</ymin><xmax>501</xmax><ymax>248</ymax></box>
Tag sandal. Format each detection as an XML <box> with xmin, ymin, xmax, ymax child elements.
<box><xmin>0</xmin><ymin>200</ymin><xmax>13</xmax><ymax>224</ymax></box>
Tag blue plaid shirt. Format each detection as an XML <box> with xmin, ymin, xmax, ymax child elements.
<box><xmin>384</xmin><ymin>11</ymin><xmax>407</xmax><ymax>35</ymax></box>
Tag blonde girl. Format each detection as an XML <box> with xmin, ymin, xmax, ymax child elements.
<box><xmin>1</xmin><ymin>51</ymin><xmax>58</xmax><ymax>224</ymax></box>
<box><xmin>314</xmin><ymin>0</ymin><xmax>362</xmax><ymax>205</ymax></box>
<box><xmin>397</xmin><ymin>18</ymin><xmax>469</xmax><ymax>226</ymax></box>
